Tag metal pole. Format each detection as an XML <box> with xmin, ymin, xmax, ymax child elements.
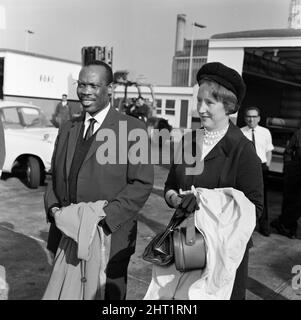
<box><xmin>25</xmin><ymin>30</ymin><xmax>34</xmax><ymax>52</ymax></box>
<box><xmin>188</xmin><ymin>22</ymin><xmax>206</xmax><ymax>87</ymax></box>
<box><xmin>188</xmin><ymin>23</ymin><xmax>195</xmax><ymax>87</ymax></box>
<box><xmin>25</xmin><ymin>30</ymin><xmax>28</xmax><ymax>51</ymax></box>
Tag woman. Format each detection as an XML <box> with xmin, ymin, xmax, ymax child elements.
<box><xmin>164</xmin><ymin>62</ymin><xmax>264</xmax><ymax>300</ymax></box>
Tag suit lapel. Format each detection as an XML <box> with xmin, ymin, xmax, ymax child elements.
<box><xmin>83</xmin><ymin>107</ymin><xmax>117</xmax><ymax>164</ymax></box>
<box><xmin>66</xmin><ymin>120</ymin><xmax>83</xmax><ymax>178</ymax></box>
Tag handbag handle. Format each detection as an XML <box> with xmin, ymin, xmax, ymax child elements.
<box><xmin>154</xmin><ymin>208</ymin><xmax>186</xmax><ymax>250</ymax></box>
<box><xmin>185</xmin><ymin>213</ymin><xmax>196</xmax><ymax>246</ymax></box>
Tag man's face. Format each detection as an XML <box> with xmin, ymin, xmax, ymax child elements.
<box><xmin>77</xmin><ymin>65</ymin><xmax>110</xmax><ymax>116</ymax></box>
<box><xmin>244</xmin><ymin>109</ymin><xmax>260</xmax><ymax>129</ymax></box>
<box><xmin>62</xmin><ymin>95</ymin><xmax>67</xmax><ymax>102</ymax></box>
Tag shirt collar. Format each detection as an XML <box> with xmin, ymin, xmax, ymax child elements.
<box><xmin>84</xmin><ymin>103</ymin><xmax>110</xmax><ymax>124</ymax></box>
<box><xmin>247</xmin><ymin>125</ymin><xmax>258</xmax><ymax>132</ymax></box>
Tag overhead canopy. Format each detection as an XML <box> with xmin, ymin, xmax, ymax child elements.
<box><xmin>211</xmin><ymin>29</ymin><xmax>301</xmax><ymax>85</ymax></box>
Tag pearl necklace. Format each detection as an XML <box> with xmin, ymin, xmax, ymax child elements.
<box><xmin>203</xmin><ymin>127</ymin><xmax>228</xmax><ymax>145</ymax></box>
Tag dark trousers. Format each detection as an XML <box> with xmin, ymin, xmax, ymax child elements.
<box><xmin>258</xmin><ymin>163</ymin><xmax>269</xmax><ymax>232</ymax></box>
<box><xmin>279</xmin><ymin>160</ymin><xmax>301</xmax><ymax>231</ymax></box>
<box><xmin>104</xmin><ymin>257</ymin><xmax>131</xmax><ymax>300</ymax></box>
<box><xmin>230</xmin><ymin>248</ymin><xmax>249</xmax><ymax>300</ymax></box>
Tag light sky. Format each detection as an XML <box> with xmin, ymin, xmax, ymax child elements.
<box><xmin>0</xmin><ymin>0</ymin><xmax>292</xmax><ymax>85</ymax></box>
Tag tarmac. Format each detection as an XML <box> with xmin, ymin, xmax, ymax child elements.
<box><xmin>0</xmin><ymin>163</ymin><xmax>301</xmax><ymax>300</ymax></box>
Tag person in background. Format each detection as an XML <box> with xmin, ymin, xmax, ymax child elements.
<box><xmin>241</xmin><ymin>107</ymin><xmax>274</xmax><ymax>237</ymax></box>
<box><xmin>271</xmin><ymin>126</ymin><xmax>301</xmax><ymax>239</ymax></box>
<box><xmin>44</xmin><ymin>60</ymin><xmax>154</xmax><ymax>299</ymax></box>
<box><xmin>164</xmin><ymin>62</ymin><xmax>263</xmax><ymax>300</ymax></box>
<box><xmin>0</xmin><ymin>114</ymin><xmax>5</xmax><ymax>176</ymax></box>
<box><xmin>52</xmin><ymin>94</ymin><xmax>72</xmax><ymax>128</ymax></box>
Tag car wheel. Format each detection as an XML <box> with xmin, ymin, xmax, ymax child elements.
<box><xmin>25</xmin><ymin>156</ymin><xmax>40</xmax><ymax>189</ymax></box>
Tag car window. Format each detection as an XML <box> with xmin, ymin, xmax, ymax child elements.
<box><xmin>20</xmin><ymin>107</ymin><xmax>53</xmax><ymax>128</ymax></box>
<box><xmin>1</xmin><ymin>108</ymin><xmax>23</xmax><ymax>129</ymax></box>
<box><xmin>21</xmin><ymin>107</ymin><xmax>41</xmax><ymax>127</ymax></box>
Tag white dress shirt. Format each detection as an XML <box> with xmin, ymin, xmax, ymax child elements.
<box><xmin>241</xmin><ymin>125</ymin><xmax>274</xmax><ymax>163</ymax></box>
<box><xmin>83</xmin><ymin>103</ymin><xmax>110</xmax><ymax>138</ymax></box>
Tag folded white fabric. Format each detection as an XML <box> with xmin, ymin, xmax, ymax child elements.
<box><xmin>143</xmin><ymin>187</ymin><xmax>256</xmax><ymax>300</ymax></box>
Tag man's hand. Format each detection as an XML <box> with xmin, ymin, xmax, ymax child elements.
<box><xmin>50</xmin><ymin>207</ymin><xmax>61</xmax><ymax>219</ymax></box>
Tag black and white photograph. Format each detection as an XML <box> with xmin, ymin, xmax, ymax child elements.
<box><xmin>0</xmin><ymin>0</ymin><xmax>300</xmax><ymax>306</ymax></box>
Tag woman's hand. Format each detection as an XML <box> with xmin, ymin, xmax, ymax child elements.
<box><xmin>179</xmin><ymin>193</ymin><xmax>199</xmax><ymax>213</ymax></box>
<box><xmin>170</xmin><ymin>193</ymin><xmax>183</xmax><ymax>208</ymax></box>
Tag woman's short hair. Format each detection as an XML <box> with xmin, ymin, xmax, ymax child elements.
<box><xmin>199</xmin><ymin>78</ymin><xmax>238</xmax><ymax>114</ymax></box>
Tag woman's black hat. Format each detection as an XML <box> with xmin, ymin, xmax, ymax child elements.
<box><xmin>196</xmin><ymin>62</ymin><xmax>246</xmax><ymax>105</ymax></box>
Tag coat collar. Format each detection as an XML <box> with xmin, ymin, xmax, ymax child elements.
<box><xmin>65</xmin><ymin>116</ymin><xmax>84</xmax><ymax>178</ymax></box>
<box><xmin>204</xmin><ymin>121</ymin><xmax>243</xmax><ymax>161</ymax></box>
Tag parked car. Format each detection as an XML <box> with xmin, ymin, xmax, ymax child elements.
<box><xmin>0</xmin><ymin>101</ymin><xmax>58</xmax><ymax>188</ymax></box>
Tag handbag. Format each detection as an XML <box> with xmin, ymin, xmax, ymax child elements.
<box><xmin>173</xmin><ymin>213</ymin><xmax>206</xmax><ymax>272</ymax></box>
<box><xmin>142</xmin><ymin>208</ymin><xmax>186</xmax><ymax>266</ymax></box>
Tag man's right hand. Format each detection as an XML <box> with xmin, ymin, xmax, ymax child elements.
<box><xmin>50</xmin><ymin>207</ymin><xmax>61</xmax><ymax>219</ymax></box>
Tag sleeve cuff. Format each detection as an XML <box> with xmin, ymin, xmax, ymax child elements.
<box><xmin>47</xmin><ymin>203</ymin><xmax>60</xmax><ymax>223</ymax></box>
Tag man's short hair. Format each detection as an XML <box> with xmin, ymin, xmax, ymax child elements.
<box><xmin>62</xmin><ymin>94</ymin><xmax>67</xmax><ymax>98</ymax></box>
<box><xmin>244</xmin><ymin>106</ymin><xmax>261</xmax><ymax>116</ymax></box>
<box><xmin>85</xmin><ymin>60</ymin><xmax>113</xmax><ymax>85</ymax></box>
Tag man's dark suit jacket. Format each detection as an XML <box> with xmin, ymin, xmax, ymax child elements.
<box><xmin>44</xmin><ymin>107</ymin><xmax>154</xmax><ymax>263</ymax></box>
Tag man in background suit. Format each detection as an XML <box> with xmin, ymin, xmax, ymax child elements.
<box><xmin>44</xmin><ymin>60</ymin><xmax>154</xmax><ymax>299</ymax></box>
<box><xmin>52</xmin><ymin>94</ymin><xmax>72</xmax><ymax>128</ymax></box>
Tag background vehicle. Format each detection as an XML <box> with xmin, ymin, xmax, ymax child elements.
<box><xmin>0</xmin><ymin>101</ymin><xmax>58</xmax><ymax>188</ymax></box>
<box><xmin>0</xmin><ymin>49</ymin><xmax>82</xmax><ymax>119</ymax></box>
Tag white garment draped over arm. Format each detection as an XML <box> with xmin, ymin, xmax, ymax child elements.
<box><xmin>143</xmin><ymin>187</ymin><xmax>256</xmax><ymax>300</ymax></box>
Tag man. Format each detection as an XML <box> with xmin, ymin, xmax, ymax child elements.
<box><xmin>241</xmin><ymin>107</ymin><xmax>274</xmax><ymax>236</ymax></box>
<box><xmin>0</xmin><ymin>114</ymin><xmax>5</xmax><ymax>176</ymax></box>
<box><xmin>44</xmin><ymin>60</ymin><xmax>154</xmax><ymax>299</ymax></box>
<box><xmin>271</xmin><ymin>127</ymin><xmax>301</xmax><ymax>239</ymax></box>
<box><xmin>52</xmin><ymin>94</ymin><xmax>72</xmax><ymax>128</ymax></box>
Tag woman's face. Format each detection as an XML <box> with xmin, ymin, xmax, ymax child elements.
<box><xmin>197</xmin><ymin>82</ymin><xmax>229</xmax><ymax>131</ymax></box>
